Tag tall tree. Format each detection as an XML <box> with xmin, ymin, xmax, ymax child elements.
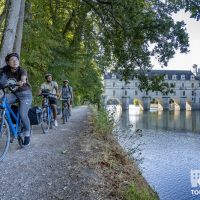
<box><xmin>13</xmin><ymin>0</ymin><xmax>25</xmax><ymax>55</ymax></box>
<box><xmin>0</xmin><ymin>0</ymin><xmax>21</xmax><ymax>67</ymax></box>
<box><xmin>18</xmin><ymin>0</ymin><xmax>199</xmax><ymax>104</ymax></box>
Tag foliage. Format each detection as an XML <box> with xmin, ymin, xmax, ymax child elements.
<box><xmin>138</xmin><ymin>74</ymin><xmax>174</xmax><ymax>95</ymax></box>
<box><xmin>133</xmin><ymin>99</ymin><xmax>140</xmax><ymax>106</ymax></box>
<box><xmin>91</xmin><ymin>106</ymin><xmax>114</xmax><ymax>137</ymax></box>
<box><xmin>166</xmin><ymin>0</ymin><xmax>200</xmax><ymax>21</ymax></box>
<box><xmin>0</xmin><ymin>0</ymin><xmax>200</xmax><ymax>103</ymax></box>
<box><xmin>19</xmin><ymin>0</ymin><xmax>103</xmax><ymax>105</ymax></box>
<box><xmin>125</xmin><ymin>183</ymin><xmax>158</xmax><ymax>200</ymax></box>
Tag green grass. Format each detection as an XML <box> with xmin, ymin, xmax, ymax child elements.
<box><xmin>90</xmin><ymin>106</ymin><xmax>159</xmax><ymax>200</ymax></box>
<box><xmin>125</xmin><ymin>183</ymin><xmax>159</xmax><ymax>200</ymax></box>
<box><xmin>91</xmin><ymin>106</ymin><xmax>113</xmax><ymax>136</ymax></box>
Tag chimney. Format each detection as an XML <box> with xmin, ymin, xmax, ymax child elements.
<box><xmin>192</xmin><ymin>64</ymin><xmax>198</xmax><ymax>76</ymax></box>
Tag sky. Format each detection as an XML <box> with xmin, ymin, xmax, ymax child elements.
<box><xmin>152</xmin><ymin>11</ymin><xmax>200</xmax><ymax>71</ymax></box>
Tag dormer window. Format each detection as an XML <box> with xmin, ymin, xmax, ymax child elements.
<box><xmin>112</xmin><ymin>74</ymin><xmax>116</xmax><ymax>79</ymax></box>
<box><xmin>164</xmin><ymin>74</ymin><xmax>168</xmax><ymax>80</ymax></box>
<box><xmin>181</xmin><ymin>74</ymin><xmax>185</xmax><ymax>80</ymax></box>
<box><xmin>172</xmin><ymin>75</ymin><xmax>176</xmax><ymax>80</ymax></box>
<box><xmin>191</xmin><ymin>75</ymin><xmax>195</xmax><ymax>80</ymax></box>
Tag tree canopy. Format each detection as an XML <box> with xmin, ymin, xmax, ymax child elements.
<box><xmin>0</xmin><ymin>0</ymin><xmax>200</xmax><ymax>104</ymax></box>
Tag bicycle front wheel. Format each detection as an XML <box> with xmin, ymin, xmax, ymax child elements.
<box><xmin>41</xmin><ymin>107</ymin><xmax>50</xmax><ymax>134</ymax></box>
<box><xmin>0</xmin><ymin>118</ymin><xmax>11</xmax><ymax>161</ymax></box>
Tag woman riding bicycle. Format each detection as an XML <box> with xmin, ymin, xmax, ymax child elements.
<box><xmin>59</xmin><ymin>79</ymin><xmax>73</xmax><ymax>117</ymax></box>
<box><xmin>39</xmin><ymin>73</ymin><xmax>59</xmax><ymax>127</ymax></box>
<box><xmin>0</xmin><ymin>53</ymin><xmax>32</xmax><ymax>146</ymax></box>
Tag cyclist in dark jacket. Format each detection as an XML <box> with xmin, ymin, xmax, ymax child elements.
<box><xmin>59</xmin><ymin>80</ymin><xmax>73</xmax><ymax>116</ymax></box>
<box><xmin>0</xmin><ymin>53</ymin><xmax>32</xmax><ymax>146</ymax></box>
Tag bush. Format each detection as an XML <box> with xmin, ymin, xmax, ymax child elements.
<box><xmin>133</xmin><ymin>99</ymin><xmax>140</xmax><ymax>106</ymax></box>
<box><xmin>91</xmin><ymin>107</ymin><xmax>114</xmax><ymax>137</ymax></box>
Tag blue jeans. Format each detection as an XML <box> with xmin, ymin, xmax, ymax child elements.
<box><xmin>6</xmin><ymin>90</ymin><xmax>32</xmax><ymax>136</ymax></box>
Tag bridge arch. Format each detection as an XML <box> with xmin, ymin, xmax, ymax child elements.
<box><xmin>106</xmin><ymin>98</ymin><xmax>121</xmax><ymax>105</ymax></box>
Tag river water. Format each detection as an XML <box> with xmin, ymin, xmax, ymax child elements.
<box><xmin>109</xmin><ymin>105</ymin><xmax>200</xmax><ymax>200</ymax></box>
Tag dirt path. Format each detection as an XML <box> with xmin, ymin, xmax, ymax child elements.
<box><xmin>0</xmin><ymin>106</ymin><xmax>107</xmax><ymax>200</ymax></box>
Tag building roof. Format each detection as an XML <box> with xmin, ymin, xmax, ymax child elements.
<box><xmin>147</xmin><ymin>70</ymin><xmax>196</xmax><ymax>80</ymax></box>
<box><xmin>104</xmin><ymin>70</ymin><xmax>199</xmax><ymax>80</ymax></box>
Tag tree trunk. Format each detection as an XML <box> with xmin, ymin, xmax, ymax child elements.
<box><xmin>13</xmin><ymin>0</ymin><xmax>25</xmax><ymax>56</ymax></box>
<box><xmin>0</xmin><ymin>0</ymin><xmax>22</xmax><ymax>67</ymax></box>
<box><xmin>0</xmin><ymin>0</ymin><xmax>10</xmax><ymax>27</ymax></box>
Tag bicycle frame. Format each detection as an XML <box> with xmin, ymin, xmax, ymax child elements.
<box><xmin>0</xmin><ymin>95</ymin><xmax>21</xmax><ymax>138</ymax></box>
<box><xmin>61</xmin><ymin>98</ymin><xmax>70</xmax><ymax>109</ymax></box>
<box><xmin>43</xmin><ymin>96</ymin><xmax>53</xmax><ymax>120</ymax></box>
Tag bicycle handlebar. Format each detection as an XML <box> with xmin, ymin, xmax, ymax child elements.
<box><xmin>60</xmin><ymin>98</ymin><xmax>71</xmax><ymax>101</ymax></box>
<box><xmin>39</xmin><ymin>92</ymin><xmax>57</xmax><ymax>97</ymax></box>
<box><xmin>0</xmin><ymin>83</ymin><xmax>18</xmax><ymax>90</ymax></box>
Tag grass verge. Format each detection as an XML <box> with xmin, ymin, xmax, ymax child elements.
<box><xmin>89</xmin><ymin>106</ymin><xmax>159</xmax><ymax>200</ymax></box>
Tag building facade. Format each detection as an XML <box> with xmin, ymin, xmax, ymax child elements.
<box><xmin>103</xmin><ymin>68</ymin><xmax>200</xmax><ymax>110</ymax></box>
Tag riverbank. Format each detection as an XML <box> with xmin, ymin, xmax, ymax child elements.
<box><xmin>90</xmin><ymin>107</ymin><xmax>159</xmax><ymax>200</ymax></box>
<box><xmin>0</xmin><ymin>106</ymin><xmax>158</xmax><ymax>200</ymax></box>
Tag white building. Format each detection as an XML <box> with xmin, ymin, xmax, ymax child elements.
<box><xmin>103</xmin><ymin>68</ymin><xmax>200</xmax><ymax>110</ymax></box>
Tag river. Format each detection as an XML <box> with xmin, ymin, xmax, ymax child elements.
<box><xmin>109</xmin><ymin>105</ymin><xmax>200</xmax><ymax>200</ymax></box>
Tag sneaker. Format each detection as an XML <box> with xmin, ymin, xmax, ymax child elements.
<box><xmin>54</xmin><ymin>120</ymin><xmax>58</xmax><ymax>127</ymax></box>
<box><xmin>23</xmin><ymin>136</ymin><xmax>30</xmax><ymax>146</ymax></box>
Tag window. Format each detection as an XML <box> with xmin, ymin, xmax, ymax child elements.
<box><xmin>156</xmin><ymin>91</ymin><xmax>158</xmax><ymax>95</ymax></box>
<box><xmin>192</xmin><ymin>83</ymin><xmax>194</xmax><ymax>88</ymax></box>
<box><xmin>170</xmin><ymin>83</ymin><xmax>175</xmax><ymax>87</ymax></box>
<box><xmin>113</xmin><ymin>82</ymin><xmax>115</xmax><ymax>87</ymax></box>
<box><xmin>125</xmin><ymin>90</ymin><xmax>127</xmax><ymax>95</ymax></box>
<box><xmin>164</xmin><ymin>74</ymin><xmax>168</xmax><ymax>80</ymax></box>
<box><xmin>181</xmin><ymin>75</ymin><xmax>185</xmax><ymax>80</ymax></box>
<box><xmin>112</xmin><ymin>74</ymin><xmax>116</xmax><ymax>79</ymax></box>
<box><xmin>146</xmin><ymin>91</ymin><xmax>148</xmax><ymax>96</ymax></box>
<box><xmin>191</xmin><ymin>75</ymin><xmax>195</xmax><ymax>80</ymax></box>
<box><xmin>135</xmin><ymin>90</ymin><xmax>138</xmax><ymax>95</ymax></box>
<box><xmin>182</xmin><ymin>83</ymin><xmax>184</xmax><ymax>87</ymax></box>
<box><xmin>174</xmin><ymin>91</ymin><xmax>176</xmax><ymax>96</ymax></box>
<box><xmin>113</xmin><ymin>90</ymin><xmax>115</xmax><ymax>96</ymax></box>
<box><xmin>183</xmin><ymin>91</ymin><xmax>185</xmax><ymax>96</ymax></box>
<box><xmin>199</xmin><ymin>83</ymin><xmax>200</xmax><ymax>87</ymax></box>
<box><xmin>135</xmin><ymin>82</ymin><xmax>138</xmax><ymax>87</ymax></box>
<box><xmin>192</xmin><ymin>91</ymin><xmax>195</xmax><ymax>96</ymax></box>
<box><xmin>172</xmin><ymin>75</ymin><xmax>176</xmax><ymax>80</ymax></box>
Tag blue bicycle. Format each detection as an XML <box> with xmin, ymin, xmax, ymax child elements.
<box><xmin>0</xmin><ymin>84</ymin><xmax>25</xmax><ymax>161</ymax></box>
<box><xmin>40</xmin><ymin>89</ymin><xmax>55</xmax><ymax>133</ymax></box>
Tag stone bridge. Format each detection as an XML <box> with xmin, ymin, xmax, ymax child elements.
<box><xmin>103</xmin><ymin>95</ymin><xmax>200</xmax><ymax>111</ymax></box>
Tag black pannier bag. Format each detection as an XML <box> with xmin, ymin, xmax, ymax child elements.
<box><xmin>28</xmin><ymin>106</ymin><xmax>42</xmax><ymax>125</ymax></box>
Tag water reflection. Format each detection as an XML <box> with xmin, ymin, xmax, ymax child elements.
<box><xmin>108</xmin><ymin>105</ymin><xmax>200</xmax><ymax>200</ymax></box>
<box><xmin>113</xmin><ymin>108</ymin><xmax>144</xmax><ymax>164</ymax></box>
<box><xmin>128</xmin><ymin>109</ymin><xmax>200</xmax><ymax>133</ymax></box>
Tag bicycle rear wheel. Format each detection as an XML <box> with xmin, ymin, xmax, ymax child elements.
<box><xmin>0</xmin><ymin>118</ymin><xmax>10</xmax><ymax>161</ymax></box>
<box><xmin>62</xmin><ymin>107</ymin><xmax>69</xmax><ymax>124</ymax></box>
<box><xmin>41</xmin><ymin>107</ymin><xmax>50</xmax><ymax>133</ymax></box>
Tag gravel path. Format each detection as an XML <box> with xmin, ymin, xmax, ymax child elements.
<box><xmin>0</xmin><ymin>106</ymin><xmax>106</xmax><ymax>200</ymax></box>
